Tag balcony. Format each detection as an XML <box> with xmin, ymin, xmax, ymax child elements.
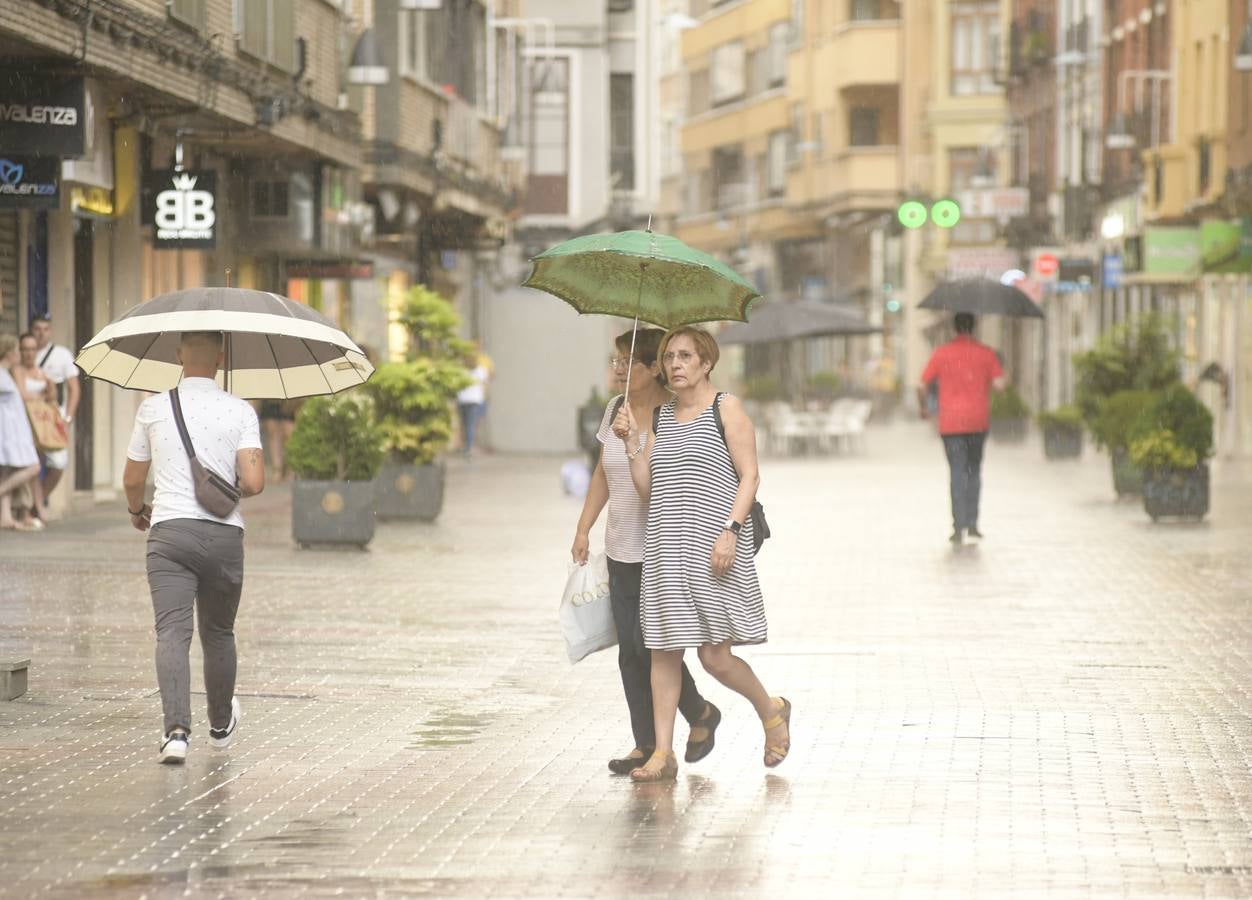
<box><xmin>828</xmin><ymin>20</ymin><xmax>900</xmax><ymax>91</ymax></box>
<box><xmin>800</xmin><ymin>146</ymin><xmax>899</xmax><ymax>214</ymax></box>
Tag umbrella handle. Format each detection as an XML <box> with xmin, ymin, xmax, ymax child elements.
<box><xmin>623</xmin><ymin>259</ymin><xmax>649</xmax><ymax>410</ymax></box>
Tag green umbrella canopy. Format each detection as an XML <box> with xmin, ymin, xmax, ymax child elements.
<box><xmin>523</xmin><ymin>229</ymin><xmax>762</xmax><ymax>330</ymax></box>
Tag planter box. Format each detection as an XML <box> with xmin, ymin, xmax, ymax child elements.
<box><xmin>1111</xmin><ymin>446</ymin><xmax>1145</xmax><ymax>497</ymax></box>
<box><xmin>1</xmin><ymin>658</ymin><xmax>29</xmax><ymax>701</ymax></box>
<box><xmin>293</xmin><ymin>479</ymin><xmax>376</xmax><ymax>549</ymax></box>
<box><xmin>375</xmin><ymin>461</ymin><xmax>445</xmax><ymax>522</ymax></box>
<box><xmin>1143</xmin><ymin>463</ymin><xmax>1210</xmax><ymax>521</ymax></box>
<box><xmin>1042</xmin><ymin>426</ymin><xmax>1083</xmax><ymax>460</ymax></box>
<box><xmin>989</xmin><ymin>417</ymin><xmax>1028</xmax><ymax>442</ymax></box>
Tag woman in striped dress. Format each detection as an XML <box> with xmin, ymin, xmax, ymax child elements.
<box><xmin>614</xmin><ymin>326</ymin><xmax>791</xmax><ymax>782</ymax></box>
<box><xmin>571</xmin><ymin>328</ymin><xmax>722</xmax><ymax>775</ymax></box>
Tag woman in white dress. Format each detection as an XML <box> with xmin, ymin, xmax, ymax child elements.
<box><xmin>0</xmin><ymin>334</ymin><xmax>43</xmax><ymax>531</ymax></box>
<box><xmin>10</xmin><ymin>332</ymin><xmax>55</xmax><ymax>527</ymax></box>
<box><xmin>615</xmin><ymin>326</ymin><xmax>790</xmax><ymax>782</ymax></box>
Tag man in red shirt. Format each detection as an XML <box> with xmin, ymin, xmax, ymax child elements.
<box><xmin>917</xmin><ymin>314</ymin><xmax>1008</xmax><ymax>544</ymax></box>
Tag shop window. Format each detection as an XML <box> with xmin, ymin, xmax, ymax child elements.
<box><xmin>251</xmin><ymin>179</ymin><xmax>290</xmax><ymax>219</ymax></box>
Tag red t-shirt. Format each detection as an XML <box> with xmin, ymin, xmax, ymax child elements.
<box><xmin>920</xmin><ymin>335</ymin><xmax>1004</xmax><ymax>435</ymax></box>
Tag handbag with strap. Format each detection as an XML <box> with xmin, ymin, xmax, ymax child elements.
<box><xmin>169</xmin><ymin>387</ymin><xmax>242</xmax><ymax>518</ymax></box>
<box><xmin>25</xmin><ymin>399</ymin><xmax>68</xmax><ymax>451</ymax></box>
<box><xmin>652</xmin><ymin>393</ymin><xmax>771</xmax><ymax>555</ymax></box>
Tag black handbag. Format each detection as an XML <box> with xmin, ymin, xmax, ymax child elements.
<box><xmin>170</xmin><ymin>387</ymin><xmax>242</xmax><ymax>518</ymax></box>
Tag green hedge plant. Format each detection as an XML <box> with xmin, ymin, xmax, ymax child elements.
<box><xmin>1090</xmin><ymin>389</ymin><xmax>1156</xmax><ymax>451</ymax></box>
<box><xmin>990</xmin><ymin>384</ymin><xmax>1030</xmax><ymax>420</ymax></box>
<box><xmin>1129</xmin><ymin>384</ymin><xmax>1213</xmax><ymax>464</ymax></box>
<box><xmin>1129</xmin><ymin>430</ymin><xmax>1199</xmax><ymax>471</ymax></box>
<box><xmin>1036</xmin><ymin>404</ymin><xmax>1084</xmax><ymax>432</ymax></box>
<box><xmin>367</xmin><ymin>285</ymin><xmax>473</xmax><ymax>465</ymax></box>
<box><xmin>287</xmin><ymin>393</ymin><xmax>385</xmax><ymax>482</ymax></box>
<box><xmin>1073</xmin><ymin>314</ymin><xmax>1179</xmax><ymax>426</ymax></box>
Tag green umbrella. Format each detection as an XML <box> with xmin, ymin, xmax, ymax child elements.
<box><xmin>523</xmin><ymin>226</ymin><xmax>762</xmax><ymax>403</ymax></box>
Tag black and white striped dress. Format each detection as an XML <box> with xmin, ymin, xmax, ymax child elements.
<box><xmin>640</xmin><ymin>396</ymin><xmax>767</xmax><ymax>651</ymax></box>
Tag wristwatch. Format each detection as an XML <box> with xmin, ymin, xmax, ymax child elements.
<box><xmin>723</xmin><ymin>518</ymin><xmax>742</xmax><ymax>535</ymax></box>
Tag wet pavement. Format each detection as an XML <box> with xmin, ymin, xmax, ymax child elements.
<box><xmin>1</xmin><ymin>421</ymin><xmax>1251</xmax><ymax>898</ymax></box>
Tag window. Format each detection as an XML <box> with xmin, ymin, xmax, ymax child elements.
<box><xmin>527</xmin><ymin>59</ymin><xmax>570</xmax><ymax>215</ymax></box>
<box><xmin>767</xmin><ymin>23</ymin><xmax>789</xmax><ymax>87</ymax></box>
<box><xmin>747</xmin><ymin>48</ymin><xmax>767</xmax><ymax>96</ymax></box>
<box><xmin>608</xmin><ymin>0</ymin><xmax>634</xmax><ymax>11</ymax></box>
<box><xmin>768</xmin><ymin>131</ymin><xmax>789</xmax><ymax>196</ymax></box>
<box><xmin>790</xmin><ymin>0</ymin><xmax>804</xmax><ymax>46</ymax></box>
<box><xmin>711</xmin><ymin>41</ymin><xmax>746</xmax><ymax>105</ymax></box>
<box><xmin>951</xmin><ymin>2</ymin><xmax>1000</xmax><ymax>95</ymax></box>
<box><xmin>251</xmin><ymin>178</ymin><xmax>290</xmax><ymax>219</ymax></box>
<box><xmin>851</xmin><ymin>0</ymin><xmax>881</xmax><ymax>21</ymax></box>
<box><xmin>948</xmin><ymin>146</ymin><xmax>995</xmax><ymax>190</ymax></box>
<box><xmin>610</xmin><ymin>74</ymin><xmax>635</xmax><ymax>191</ymax></box>
<box><xmin>789</xmin><ymin>102</ymin><xmax>804</xmax><ymax>163</ymax></box>
<box><xmin>712</xmin><ymin>145</ymin><xmax>746</xmax><ymax>210</ymax></box>
<box><xmin>689</xmin><ymin>69</ymin><xmax>711</xmax><ymax>116</ymax></box>
<box><xmin>236</xmin><ymin>0</ymin><xmax>295</xmax><ymax>72</ymax></box>
<box><xmin>849</xmin><ymin>107</ymin><xmax>880</xmax><ymax>146</ymax></box>
<box><xmin>399</xmin><ymin>10</ymin><xmax>429</xmax><ymax>80</ymax></box>
<box><xmin>169</xmin><ymin>0</ymin><xmax>206</xmax><ymax>30</ymax></box>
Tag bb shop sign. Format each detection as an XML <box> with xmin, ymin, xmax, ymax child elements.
<box><xmin>0</xmin><ymin>75</ymin><xmax>86</xmax><ymax>156</ymax></box>
<box><xmin>145</xmin><ymin>171</ymin><xmax>217</xmax><ymax>249</ymax></box>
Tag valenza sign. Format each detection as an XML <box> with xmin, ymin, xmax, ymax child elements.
<box><xmin>0</xmin><ymin>74</ymin><xmax>86</xmax><ymax>156</ymax></box>
<box><xmin>145</xmin><ymin>171</ymin><xmax>217</xmax><ymax>249</ymax></box>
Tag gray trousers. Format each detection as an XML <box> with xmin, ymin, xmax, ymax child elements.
<box><xmin>145</xmin><ymin>518</ymin><xmax>244</xmax><ymax>736</ymax></box>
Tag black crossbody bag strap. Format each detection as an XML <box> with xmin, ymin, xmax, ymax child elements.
<box><xmin>169</xmin><ymin>387</ymin><xmax>198</xmax><ymax>460</ymax></box>
<box><xmin>38</xmin><ymin>345</ymin><xmax>55</xmax><ymax>368</ymax></box>
<box><xmin>711</xmin><ymin>392</ymin><xmax>770</xmax><ymax>554</ymax></box>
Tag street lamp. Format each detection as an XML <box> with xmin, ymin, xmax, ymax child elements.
<box><xmin>348</xmin><ymin>29</ymin><xmax>388</xmax><ymax>85</ymax></box>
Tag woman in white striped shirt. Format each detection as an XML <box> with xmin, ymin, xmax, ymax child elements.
<box><xmin>571</xmin><ymin>328</ymin><xmax>721</xmax><ymax>776</ymax></box>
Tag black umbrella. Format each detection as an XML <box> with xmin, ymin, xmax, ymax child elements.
<box><xmin>719</xmin><ymin>300</ymin><xmax>883</xmax><ymax>345</ymax></box>
<box><xmin>919</xmin><ymin>279</ymin><xmax>1044</xmax><ymax>319</ymax></box>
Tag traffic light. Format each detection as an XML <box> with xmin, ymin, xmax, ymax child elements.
<box><xmin>930</xmin><ymin>199</ymin><xmax>961</xmax><ymax>228</ymax></box>
<box><xmin>897</xmin><ymin>201</ymin><xmax>927</xmax><ymax>229</ymax></box>
<box><xmin>895</xmin><ymin>198</ymin><xmax>962</xmax><ymax>229</ymax></box>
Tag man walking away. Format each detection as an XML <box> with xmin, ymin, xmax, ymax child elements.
<box><xmin>122</xmin><ymin>332</ymin><xmax>265</xmax><ymax>764</ymax></box>
<box><xmin>917</xmin><ymin>313</ymin><xmax>1007</xmax><ymax>545</ymax></box>
<box><xmin>30</xmin><ymin>316</ymin><xmax>80</xmax><ymax>505</ymax></box>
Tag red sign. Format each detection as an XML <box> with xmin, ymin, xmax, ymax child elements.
<box><xmin>1034</xmin><ymin>253</ymin><xmax>1060</xmax><ymax>277</ymax></box>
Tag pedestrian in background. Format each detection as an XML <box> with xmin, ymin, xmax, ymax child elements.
<box><xmin>917</xmin><ymin>313</ymin><xmax>1008</xmax><ymax>545</ymax></box>
<box><xmin>571</xmin><ymin>327</ymin><xmax>721</xmax><ymax>776</ymax></box>
<box><xmin>457</xmin><ymin>347</ymin><xmax>491</xmax><ymax>459</ymax></box>
<box><xmin>10</xmin><ymin>332</ymin><xmax>56</xmax><ymax>528</ymax></box>
<box><xmin>615</xmin><ymin>327</ymin><xmax>790</xmax><ymax>782</ymax></box>
<box><xmin>122</xmin><ymin>331</ymin><xmax>265</xmax><ymax>764</ymax></box>
<box><xmin>29</xmin><ymin>316</ymin><xmax>79</xmax><ymax>507</ymax></box>
<box><xmin>0</xmin><ymin>334</ymin><xmax>43</xmax><ymax>531</ymax></box>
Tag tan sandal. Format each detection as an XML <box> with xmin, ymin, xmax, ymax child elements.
<box><xmin>762</xmin><ymin>697</ymin><xmax>792</xmax><ymax>768</ymax></box>
<box><xmin>630</xmin><ymin>750</ymin><xmax>678</xmax><ymax>783</ymax></box>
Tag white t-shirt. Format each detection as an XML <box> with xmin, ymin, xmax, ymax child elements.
<box><xmin>126</xmin><ymin>377</ymin><xmax>262</xmax><ymax>529</ymax></box>
<box><xmin>37</xmin><ymin>344</ymin><xmax>78</xmax><ymax>418</ymax></box>
<box><xmin>457</xmin><ymin>365</ymin><xmax>489</xmax><ymax>405</ymax></box>
<box><xmin>596</xmin><ymin>395</ymin><xmax>648</xmax><ymax>564</ymax></box>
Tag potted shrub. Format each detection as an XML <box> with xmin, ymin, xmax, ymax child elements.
<box><xmin>1129</xmin><ymin>385</ymin><xmax>1214</xmax><ymax>521</ymax></box>
<box><xmin>1036</xmin><ymin>405</ymin><xmax>1084</xmax><ymax>459</ymax></box>
<box><xmin>989</xmin><ymin>384</ymin><xmax>1030</xmax><ymax>442</ymax></box>
<box><xmin>1090</xmin><ymin>390</ymin><xmax>1156</xmax><ymax>497</ymax></box>
<box><xmin>804</xmin><ymin>371</ymin><xmax>842</xmax><ymax>407</ymax></box>
<box><xmin>366</xmin><ymin>285</ymin><xmax>472</xmax><ymax>522</ymax></box>
<box><xmin>286</xmin><ymin>392</ymin><xmax>385</xmax><ymax>548</ymax></box>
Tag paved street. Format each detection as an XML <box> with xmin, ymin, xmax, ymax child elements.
<box><xmin>1</xmin><ymin>422</ymin><xmax>1250</xmax><ymax>899</ymax></box>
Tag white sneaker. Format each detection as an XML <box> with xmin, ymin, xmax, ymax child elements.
<box><xmin>209</xmin><ymin>697</ymin><xmax>242</xmax><ymax>749</ymax></box>
<box><xmin>159</xmin><ymin>732</ymin><xmax>188</xmax><ymax>764</ymax></box>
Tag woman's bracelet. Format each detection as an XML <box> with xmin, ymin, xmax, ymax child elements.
<box><xmin>626</xmin><ymin>432</ymin><xmax>647</xmax><ymax>460</ymax></box>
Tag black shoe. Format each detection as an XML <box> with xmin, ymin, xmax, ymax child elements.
<box><xmin>609</xmin><ymin>747</ymin><xmax>654</xmax><ymax>776</ymax></box>
<box><xmin>949</xmin><ymin>529</ymin><xmax>964</xmax><ymax>545</ymax></box>
<box><xmin>685</xmin><ymin>702</ymin><xmax>722</xmax><ymax>763</ymax></box>
<box><xmin>966</xmin><ymin>527</ymin><xmax>984</xmax><ymax>540</ymax></box>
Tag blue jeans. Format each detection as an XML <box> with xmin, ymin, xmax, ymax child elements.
<box><xmin>606</xmin><ymin>557</ymin><xmax>707</xmax><ymax>749</ymax></box>
<box><xmin>941</xmin><ymin>432</ymin><xmax>987</xmax><ymax>530</ymax></box>
<box><xmin>458</xmin><ymin>402</ymin><xmax>485</xmax><ymax>456</ymax></box>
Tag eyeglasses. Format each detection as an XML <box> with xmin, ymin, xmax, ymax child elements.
<box><xmin>609</xmin><ymin>356</ymin><xmax>645</xmax><ymax>369</ymax></box>
<box><xmin>661</xmin><ymin>350</ymin><xmax>698</xmax><ymax>365</ymax></box>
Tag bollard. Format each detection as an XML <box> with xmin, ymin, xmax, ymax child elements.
<box><xmin>1</xmin><ymin>658</ymin><xmax>29</xmax><ymax>701</ymax></box>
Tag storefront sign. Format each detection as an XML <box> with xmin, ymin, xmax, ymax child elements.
<box><xmin>285</xmin><ymin>259</ymin><xmax>375</xmax><ymax>280</ymax></box>
<box><xmin>955</xmin><ymin>188</ymin><xmax>1030</xmax><ymax>220</ymax></box>
<box><xmin>0</xmin><ymin>156</ymin><xmax>60</xmax><ymax>208</ymax></box>
<box><xmin>145</xmin><ymin>170</ymin><xmax>217</xmax><ymax>249</ymax></box>
<box><xmin>1200</xmin><ymin>219</ymin><xmax>1252</xmax><ymax>274</ymax></box>
<box><xmin>0</xmin><ymin>74</ymin><xmax>86</xmax><ymax>156</ymax></box>
<box><xmin>946</xmin><ymin>247</ymin><xmax>1019</xmax><ymax>280</ymax></box>
<box><xmin>70</xmin><ymin>185</ymin><xmax>115</xmax><ymax>218</ymax></box>
<box><xmin>1102</xmin><ymin>254</ymin><xmax>1123</xmax><ymax>288</ymax></box>
<box><xmin>1143</xmin><ymin>227</ymin><xmax>1201</xmax><ymax>277</ymax></box>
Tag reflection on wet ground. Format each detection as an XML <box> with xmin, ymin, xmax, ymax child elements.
<box><xmin>2</xmin><ymin>424</ymin><xmax>1251</xmax><ymax>897</ymax></box>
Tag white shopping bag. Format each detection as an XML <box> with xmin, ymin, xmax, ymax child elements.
<box><xmin>559</xmin><ymin>552</ymin><xmax>617</xmax><ymax>663</ymax></box>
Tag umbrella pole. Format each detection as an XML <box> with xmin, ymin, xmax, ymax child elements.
<box><xmin>623</xmin><ymin>260</ymin><xmax>648</xmax><ymax>410</ymax></box>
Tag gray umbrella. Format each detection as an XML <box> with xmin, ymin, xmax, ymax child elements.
<box><xmin>75</xmin><ymin>287</ymin><xmax>374</xmax><ymax>398</ymax></box>
<box><xmin>718</xmin><ymin>300</ymin><xmax>883</xmax><ymax>345</ymax></box>
<box><xmin>919</xmin><ymin>279</ymin><xmax>1044</xmax><ymax>318</ymax></box>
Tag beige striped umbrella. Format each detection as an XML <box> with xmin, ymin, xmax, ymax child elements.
<box><xmin>75</xmin><ymin>288</ymin><xmax>373</xmax><ymax>398</ymax></box>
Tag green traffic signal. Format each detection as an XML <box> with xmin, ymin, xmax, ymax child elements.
<box><xmin>897</xmin><ymin>201</ymin><xmax>927</xmax><ymax>229</ymax></box>
<box><xmin>931</xmin><ymin>199</ymin><xmax>961</xmax><ymax>228</ymax></box>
